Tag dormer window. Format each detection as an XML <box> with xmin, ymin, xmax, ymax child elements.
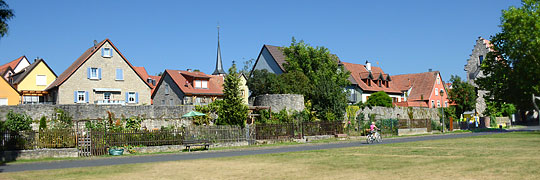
<box><xmin>102</xmin><ymin>48</ymin><xmax>112</xmax><ymax>58</ymax></box>
<box><xmin>194</xmin><ymin>80</ymin><xmax>208</xmax><ymax>89</ymax></box>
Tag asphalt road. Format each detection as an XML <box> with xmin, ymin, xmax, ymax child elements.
<box><xmin>0</xmin><ymin>132</ymin><xmax>500</xmax><ymax>173</ymax></box>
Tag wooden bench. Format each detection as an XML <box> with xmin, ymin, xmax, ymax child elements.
<box><xmin>183</xmin><ymin>139</ymin><xmax>211</xmax><ymax>152</ymax></box>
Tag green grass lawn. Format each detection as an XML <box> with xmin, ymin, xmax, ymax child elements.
<box><xmin>2</xmin><ymin>131</ymin><xmax>539</xmax><ymax>180</ymax></box>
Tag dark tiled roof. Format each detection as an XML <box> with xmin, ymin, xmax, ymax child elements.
<box><xmin>11</xmin><ymin>59</ymin><xmax>57</xmax><ymax>85</ymax></box>
<box><xmin>264</xmin><ymin>45</ymin><xmax>287</xmax><ymax>72</ymax></box>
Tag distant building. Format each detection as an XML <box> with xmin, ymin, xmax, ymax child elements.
<box><xmin>0</xmin><ymin>56</ymin><xmax>31</xmax><ymax>81</ymax></box>
<box><xmin>46</xmin><ymin>39</ymin><xmax>152</xmax><ymax>105</ymax></box>
<box><xmin>464</xmin><ymin>37</ymin><xmax>493</xmax><ymax>116</ymax></box>
<box><xmin>341</xmin><ymin>61</ymin><xmax>402</xmax><ymax>104</ymax></box>
<box><xmin>10</xmin><ymin>58</ymin><xmax>57</xmax><ymax>104</ymax></box>
<box><xmin>152</xmin><ymin>69</ymin><xmax>224</xmax><ymax>106</ymax></box>
<box><xmin>0</xmin><ymin>76</ymin><xmax>21</xmax><ymax>105</ymax></box>
<box><xmin>392</xmin><ymin>71</ymin><xmax>449</xmax><ymax>108</ymax></box>
<box><xmin>251</xmin><ymin>45</ymin><xmax>287</xmax><ymax>75</ymax></box>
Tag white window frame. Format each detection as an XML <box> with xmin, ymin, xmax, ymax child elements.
<box><xmin>104</xmin><ymin>92</ymin><xmax>111</xmax><ymax>101</ymax></box>
<box><xmin>128</xmin><ymin>92</ymin><xmax>136</xmax><ymax>103</ymax></box>
<box><xmin>435</xmin><ymin>88</ymin><xmax>439</xmax><ymax>96</ymax></box>
<box><xmin>437</xmin><ymin>76</ymin><xmax>440</xmax><ymax>84</ymax></box>
<box><xmin>90</xmin><ymin>68</ymin><xmax>98</xmax><ymax>79</ymax></box>
<box><xmin>201</xmin><ymin>80</ymin><xmax>208</xmax><ymax>89</ymax></box>
<box><xmin>103</xmin><ymin>48</ymin><xmax>112</xmax><ymax>58</ymax></box>
<box><xmin>194</xmin><ymin>80</ymin><xmax>202</xmax><ymax>88</ymax></box>
<box><xmin>36</xmin><ymin>75</ymin><xmax>47</xmax><ymax>86</ymax></box>
<box><xmin>77</xmin><ymin>91</ymin><xmax>86</xmax><ymax>103</ymax></box>
<box><xmin>437</xmin><ymin>100</ymin><xmax>441</xmax><ymax>107</ymax></box>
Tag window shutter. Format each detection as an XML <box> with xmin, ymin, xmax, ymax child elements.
<box><xmin>87</xmin><ymin>68</ymin><xmax>91</xmax><ymax>79</ymax></box>
<box><xmin>125</xmin><ymin>93</ymin><xmax>129</xmax><ymax>103</ymax></box>
<box><xmin>116</xmin><ymin>69</ymin><xmax>123</xmax><ymax>80</ymax></box>
<box><xmin>85</xmin><ymin>91</ymin><xmax>89</xmax><ymax>103</ymax></box>
<box><xmin>101</xmin><ymin>48</ymin><xmax>104</xmax><ymax>57</ymax></box>
<box><xmin>98</xmin><ymin>68</ymin><xmax>102</xmax><ymax>80</ymax></box>
<box><xmin>135</xmin><ymin>92</ymin><xmax>139</xmax><ymax>103</ymax></box>
<box><xmin>110</xmin><ymin>48</ymin><xmax>113</xmax><ymax>57</ymax></box>
<box><xmin>74</xmin><ymin>91</ymin><xmax>77</xmax><ymax>103</ymax></box>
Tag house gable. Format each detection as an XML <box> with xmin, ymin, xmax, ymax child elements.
<box><xmin>12</xmin><ymin>59</ymin><xmax>57</xmax><ymax>91</ymax></box>
<box><xmin>251</xmin><ymin>45</ymin><xmax>285</xmax><ymax>75</ymax></box>
<box><xmin>13</xmin><ymin>56</ymin><xmax>31</xmax><ymax>73</ymax></box>
<box><xmin>0</xmin><ymin>77</ymin><xmax>21</xmax><ymax>105</ymax></box>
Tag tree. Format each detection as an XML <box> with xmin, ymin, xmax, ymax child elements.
<box><xmin>282</xmin><ymin>38</ymin><xmax>350</xmax><ymax>121</ymax></box>
<box><xmin>216</xmin><ymin>64</ymin><xmax>249</xmax><ymax>127</ymax></box>
<box><xmin>447</xmin><ymin>75</ymin><xmax>477</xmax><ymax>116</ymax></box>
<box><xmin>239</xmin><ymin>58</ymin><xmax>255</xmax><ymax>75</ymax></box>
<box><xmin>476</xmin><ymin>0</ymin><xmax>540</xmax><ymax>113</ymax></box>
<box><xmin>279</xmin><ymin>71</ymin><xmax>313</xmax><ymax>96</ymax></box>
<box><xmin>365</xmin><ymin>91</ymin><xmax>393</xmax><ymax>108</ymax></box>
<box><xmin>247</xmin><ymin>69</ymin><xmax>284</xmax><ymax>97</ymax></box>
<box><xmin>0</xmin><ymin>0</ymin><xmax>14</xmax><ymax>38</ymax></box>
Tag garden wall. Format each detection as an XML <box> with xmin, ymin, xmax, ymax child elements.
<box><xmin>0</xmin><ymin>104</ymin><xmax>195</xmax><ymax>130</ymax></box>
<box><xmin>355</xmin><ymin>106</ymin><xmax>440</xmax><ymax>121</ymax></box>
<box><xmin>253</xmin><ymin>94</ymin><xmax>305</xmax><ymax>112</ymax></box>
<box><xmin>1</xmin><ymin>148</ymin><xmax>78</xmax><ymax>161</ymax></box>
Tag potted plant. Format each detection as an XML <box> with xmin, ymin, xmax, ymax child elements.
<box><xmin>108</xmin><ymin>146</ymin><xmax>124</xmax><ymax>156</ymax></box>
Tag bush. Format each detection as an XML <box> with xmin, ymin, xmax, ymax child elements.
<box><xmin>51</xmin><ymin>108</ymin><xmax>73</xmax><ymax>129</ymax></box>
<box><xmin>431</xmin><ymin>119</ymin><xmax>442</xmax><ymax>131</ymax></box>
<box><xmin>39</xmin><ymin>116</ymin><xmax>47</xmax><ymax>130</ymax></box>
<box><xmin>365</xmin><ymin>91</ymin><xmax>393</xmax><ymax>107</ymax></box>
<box><xmin>5</xmin><ymin>110</ymin><xmax>33</xmax><ymax>131</ymax></box>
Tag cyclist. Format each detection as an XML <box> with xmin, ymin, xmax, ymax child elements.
<box><xmin>370</xmin><ymin>122</ymin><xmax>380</xmax><ymax>134</ymax></box>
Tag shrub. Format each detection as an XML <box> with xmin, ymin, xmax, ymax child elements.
<box><xmin>39</xmin><ymin>116</ymin><xmax>47</xmax><ymax>130</ymax></box>
<box><xmin>5</xmin><ymin>110</ymin><xmax>33</xmax><ymax>131</ymax></box>
<box><xmin>365</xmin><ymin>91</ymin><xmax>393</xmax><ymax>107</ymax></box>
<box><xmin>51</xmin><ymin>108</ymin><xmax>73</xmax><ymax>129</ymax></box>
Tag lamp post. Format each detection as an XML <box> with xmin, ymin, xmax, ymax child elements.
<box><xmin>440</xmin><ymin>89</ymin><xmax>445</xmax><ymax>133</ymax></box>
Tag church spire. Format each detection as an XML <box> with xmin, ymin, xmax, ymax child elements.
<box><xmin>212</xmin><ymin>24</ymin><xmax>226</xmax><ymax>75</ymax></box>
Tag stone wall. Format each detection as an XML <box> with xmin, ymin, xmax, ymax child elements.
<box><xmin>253</xmin><ymin>94</ymin><xmax>305</xmax><ymax>112</ymax></box>
<box><xmin>1</xmin><ymin>148</ymin><xmax>78</xmax><ymax>161</ymax></box>
<box><xmin>0</xmin><ymin>104</ymin><xmax>195</xmax><ymax>130</ymax></box>
<box><xmin>355</xmin><ymin>106</ymin><xmax>440</xmax><ymax>120</ymax></box>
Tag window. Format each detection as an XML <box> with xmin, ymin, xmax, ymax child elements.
<box><xmin>128</xmin><ymin>92</ymin><xmax>136</xmax><ymax>103</ymax></box>
<box><xmin>165</xmin><ymin>84</ymin><xmax>169</xmax><ymax>94</ymax></box>
<box><xmin>437</xmin><ymin>76</ymin><xmax>440</xmax><ymax>84</ymax></box>
<box><xmin>431</xmin><ymin>100</ymin><xmax>435</xmax><ymax>108</ymax></box>
<box><xmin>104</xmin><ymin>92</ymin><xmax>111</xmax><ymax>101</ymax></box>
<box><xmin>445</xmin><ymin>101</ymin><xmax>448</xmax><ymax>107</ymax></box>
<box><xmin>102</xmin><ymin>48</ymin><xmax>112</xmax><ymax>57</ymax></box>
<box><xmin>161</xmin><ymin>100</ymin><xmax>165</xmax><ymax>104</ymax></box>
<box><xmin>77</xmin><ymin>91</ymin><xmax>86</xmax><ymax>103</ymax></box>
<box><xmin>36</xmin><ymin>75</ymin><xmax>46</xmax><ymax>86</ymax></box>
<box><xmin>435</xmin><ymin>88</ymin><xmax>439</xmax><ymax>96</ymax></box>
<box><xmin>116</xmin><ymin>69</ymin><xmax>123</xmax><ymax>80</ymax></box>
<box><xmin>194</xmin><ymin>80</ymin><xmax>202</xmax><ymax>88</ymax></box>
<box><xmin>479</xmin><ymin>55</ymin><xmax>484</xmax><ymax>64</ymax></box>
<box><xmin>23</xmin><ymin>96</ymin><xmax>39</xmax><ymax>104</ymax></box>
<box><xmin>201</xmin><ymin>80</ymin><xmax>208</xmax><ymax>89</ymax></box>
<box><xmin>437</xmin><ymin>100</ymin><xmax>441</xmax><ymax>107</ymax></box>
<box><xmin>88</xmin><ymin>67</ymin><xmax>101</xmax><ymax>79</ymax></box>
<box><xmin>169</xmin><ymin>99</ymin><xmax>174</xmax><ymax>106</ymax></box>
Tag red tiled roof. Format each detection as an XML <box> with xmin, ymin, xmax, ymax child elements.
<box><xmin>393</xmin><ymin>100</ymin><xmax>428</xmax><ymax>108</ymax></box>
<box><xmin>341</xmin><ymin>62</ymin><xmax>401</xmax><ymax>94</ymax></box>
<box><xmin>0</xmin><ymin>56</ymin><xmax>25</xmax><ymax>74</ymax></box>
<box><xmin>46</xmin><ymin>39</ymin><xmax>152</xmax><ymax>90</ymax></box>
<box><xmin>391</xmin><ymin>71</ymin><xmax>440</xmax><ymax>101</ymax></box>
<box><xmin>480</xmin><ymin>37</ymin><xmax>494</xmax><ymax>52</ymax></box>
<box><xmin>157</xmin><ymin>69</ymin><xmax>224</xmax><ymax>97</ymax></box>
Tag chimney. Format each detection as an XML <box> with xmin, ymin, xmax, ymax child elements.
<box><xmin>365</xmin><ymin>60</ymin><xmax>372</xmax><ymax>71</ymax></box>
<box><xmin>93</xmin><ymin>40</ymin><xmax>98</xmax><ymax>50</ymax></box>
<box><xmin>428</xmin><ymin>69</ymin><xmax>432</xmax><ymax>72</ymax></box>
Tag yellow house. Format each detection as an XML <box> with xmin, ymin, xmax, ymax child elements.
<box><xmin>10</xmin><ymin>59</ymin><xmax>57</xmax><ymax>104</ymax></box>
<box><xmin>0</xmin><ymin>77</ymin><xmax>21</xmax><ymax>105</ymax></box>
<box><xmin>238</xmin><ymin>73</ymin><xmax>249</xmax><ymax>105</ymax></box>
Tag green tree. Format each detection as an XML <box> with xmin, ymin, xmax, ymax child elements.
<box><xmin>239</xmin><ymin>58</ymin><xmax>255</xmax><ymax>75</ymax></box>
<box><xmin>247</xmin><ymin>69</ymin><xmax>284</xmax><ymax>97</ymax></box>
<box><xmin>216</xmin><ymin>64</ymin><xmax>249</xmax><ymax>127</ymax></box>
<box><xmin>365</xmin><ymin>91</ymin><xmax>393</xmax><ymax>108</ymax></box>
<box><xmin>282</xmin><ymin>38</ymin><xmax>350</xmax><ymax>121</ymax></box>
<box><xmin>447</xmin><ymin>75</ymin><xmax>477</xmax><ymax>116</ymax></box>
<box><xmin>477</xmin><ymin>0</ymin><xmax>540</xmax><ymax>113</ymax></box>
<box><xmin>5</xmin><ymin>110</ymin><xmax>32</xmax><ymax>131</ymax></box>
<box><xmin>0</xmin><ymin>0</ymin><xmax>14</xmax><ymax>38</ymax></box>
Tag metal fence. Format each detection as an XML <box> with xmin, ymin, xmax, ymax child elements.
<box><xmin>255</xmin><ymin>122</ymin><xmax>344</xmax><ymax>140</ymax></box>
<box><xmin>1</xmin><ymin>130</ymin><xmax>76</xmax><ymax>151</ymax></box>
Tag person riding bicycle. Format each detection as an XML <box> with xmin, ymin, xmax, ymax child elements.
<box><xmin>369</xmin><ymin>122</ymin><xmax>380</xmax><ymax>135</ymax></box>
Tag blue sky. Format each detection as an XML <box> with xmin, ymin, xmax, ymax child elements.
<box><xmin>0</xmin><ymin>0</ymin><xmax>521</xmax><ymax>81</ymax></box>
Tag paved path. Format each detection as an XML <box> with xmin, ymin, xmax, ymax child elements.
<box><xmin>0</xmin><ymin>132</ymin><xmax>500</xmax><ymax>173</ymax></box>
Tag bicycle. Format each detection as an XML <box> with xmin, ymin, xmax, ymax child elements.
<box><xmin>366</xmin><ymin>130</ymin><xmax>382</xmax><ymax>144</ymax></box>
